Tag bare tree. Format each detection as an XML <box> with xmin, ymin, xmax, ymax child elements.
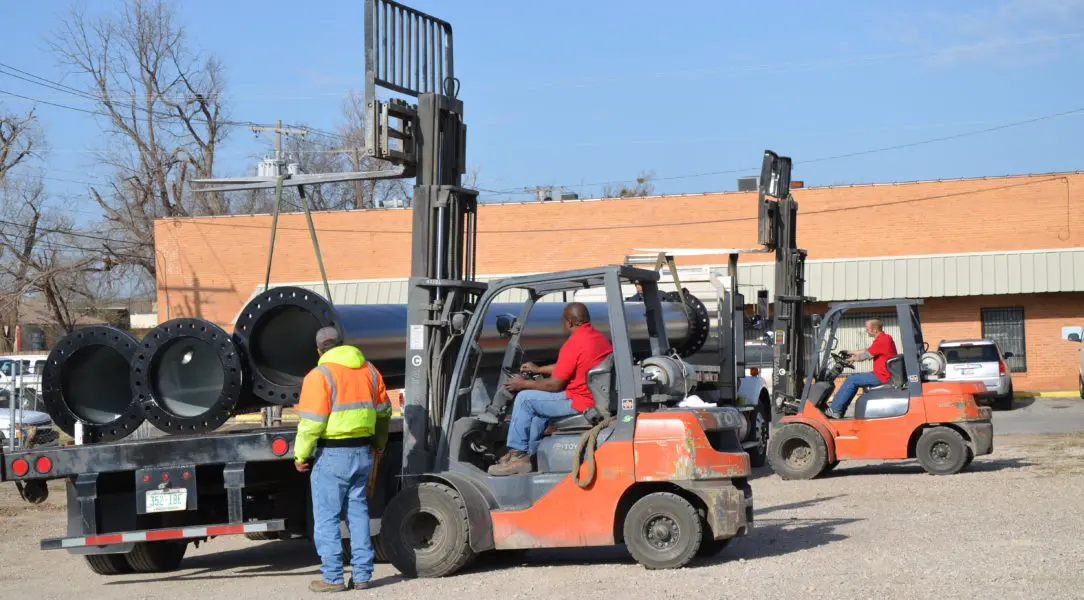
<box><xmin>49</xmin><ymin>0</ymin><xmax>232</xmax><ymax>279</ymax></box>
<box><xmin>0</xmin><ymin>178</ymin><xmax>106</xmax><ymax>350</ymax></box>
<box><xmin>0</xmin><ymin>107</ymin><xmax>41</xmax><ymax>183</ymax></box>
<box><xmin>602</xmin><ymin>170</ymin><xmax>656</xmax><ymax>198</ymax></box>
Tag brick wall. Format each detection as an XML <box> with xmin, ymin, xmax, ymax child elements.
<box><xmin>919</xmin><ymin>293</ymin><xmax>1084</xmax><ymax>392</ymax></box>
<box><xmin>155</xmin><ymin>172</ymin><xmax>1084</xmax><ymax>329</ymax></box>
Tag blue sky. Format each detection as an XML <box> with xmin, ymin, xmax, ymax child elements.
<box><xmin>2</xmin><ymin>0</ymin><xmax>1084</xmax><ymax>216</ymax></box>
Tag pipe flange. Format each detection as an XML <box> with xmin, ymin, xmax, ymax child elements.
<box><xmin>663</xmin><ymin>289</ymin><xmax>711</xmax><ymax>357</ymax></box>
<box><xmin>232</xmin><ymin>286</ymin><xmax>339</xmax><ymax>405</ymax></box>
<box><xmin>40</xmin><ymin>326</ymin><xmax>145</xmax><ymax>444</ymax></box>
<box><xmin>131</xmin><ymin>318</ymin><xmax>246</xmax><ymax>435</ymax></box>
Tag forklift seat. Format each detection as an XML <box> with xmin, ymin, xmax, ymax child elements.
<box><xmin>548</xmin><ymin>353</ymin><xmax>616</xmax><ymax>432</ymax></box>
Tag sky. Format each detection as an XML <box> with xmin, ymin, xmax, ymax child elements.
<box><xmin>2</xmin><ymin>0</ymin><xmax>1084</xmax><ymax>219</ymax></box>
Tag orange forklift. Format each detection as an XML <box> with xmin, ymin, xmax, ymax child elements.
<box><xmin>362</xmin><ymin>0</ymin><xmax>752</xmax><ymax>576</ymax></box>
<box><xmin>753</xmin><ymin>157</ymin><xmax>994</xmax><ymax>478</ymax></box>
<box><xmin>765</xmin><ymin>299</ymin><xmax>994</xmax><ymax>479</ymax></box>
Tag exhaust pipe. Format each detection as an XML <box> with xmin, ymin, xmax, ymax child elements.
<box><xmin>232</xmin><ymin>286</ymin><xmax>710</xmax><ymax>406</ymax></box>
<box><xmin>130</xmin><ymin>318</ymin><xmax>255</xmax><ymax>435</ymax></box>
<box><xmin>41</xmin><ymin>326</ymin><xmax>146</xmax><ymax>444</ymax></box>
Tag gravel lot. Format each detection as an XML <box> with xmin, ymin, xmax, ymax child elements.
<box><xmin>2</xmin><ymin>401</ymin><xmax>1083</xmax><ymax>600</ymax></box>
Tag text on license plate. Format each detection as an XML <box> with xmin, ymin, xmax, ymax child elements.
<box><xmin>145</xmin><ymin>489</ymin><xmax>188</xmax><ymax>513</ymax></box>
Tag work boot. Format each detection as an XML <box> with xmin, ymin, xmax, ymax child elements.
<box><xmin>824</xmin><ymin>408</ymin><xmax>842</xmax><ymax>419</ymax></box>
<box><xmin>487</xmin><ymin>449</ymin><xmax>531</xmax><ymax>475</ymax></box>
<box><xmin>347</xmin><ymin>578</ymin><xmax>371</xmax><ymax>590</ymax></box>
<box><xmin>309</xmin><ymin>579</ymin><xmax>347</xmax><ymax>593</ymax></box>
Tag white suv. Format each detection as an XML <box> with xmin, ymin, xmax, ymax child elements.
<box><xmin>936</xmin><ymin>339</ymin><xmax>1015</xmax><ymax>410</ymax></box>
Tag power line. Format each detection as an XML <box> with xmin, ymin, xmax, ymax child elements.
<box><xmin>485</xmin><ymin>106</ymin><xmax>1084</xmax><ymax>195</ymax></box>
<box><xmin>0</xmin><ymin>216</ymin><xmax>144</xmax><ymax>247</ymax></box>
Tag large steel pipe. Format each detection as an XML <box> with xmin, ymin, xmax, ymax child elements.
<box><xmin>130</xmin><ymin>318</ymin><xmax>256</xmax><ymax>435</ymax></box>
<box><xmin>233</xmin><ymin>286</ymin><xmax>710</xmax><ymax>406</ymax></box>
<box><xmin>41</xmin><ymin>326</ymin><xmax>146</xmax><ymax>443</ymax></box>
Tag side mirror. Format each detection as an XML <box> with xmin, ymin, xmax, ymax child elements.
<box><xmin>1069</xmin><ymin>334</ymin><xmax>1081</xmax><ymax>343</ymax></box>
<box><xmin>1003</xmin><ymin>351</ymin><xmax>1014</xmax><ymax>358</ymax></box>
<box><xmin>496</xmin><ymin>314</ymin><xmax>517</xmax><ymax>338</ymax></box>
<box><xmin>1062</xmin><ymin>326</ymin><xmax>1083</xmax><ymax>342</ymax></box>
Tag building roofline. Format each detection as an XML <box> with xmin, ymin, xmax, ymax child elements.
<box><xmin>154</xmin><ymin>170</ymin><xmax>1084</xmax><ymax>222</ymax></box>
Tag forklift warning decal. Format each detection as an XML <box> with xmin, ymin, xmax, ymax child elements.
<box><xmin>410</xmin><ymin>325</ymin><xmax>425</xmax><ymax>350</ymax></box>
<box><xmin>622</xmin><ymin>399</ymin><xmax>633</xmax><ymax>410</ymax></box>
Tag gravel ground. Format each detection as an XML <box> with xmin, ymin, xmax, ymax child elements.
<box><xmin>2</xmin><ymin>429</ymin><xmax>1083</xmax><ymax>600</ymax></box>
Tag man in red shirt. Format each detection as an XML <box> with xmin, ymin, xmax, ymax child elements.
<box><xmin>825</xmin><ymin>318</ymin><xmax>898</xmax><ymax>419</ymax></box>
<box><xmin>488</xmin><ymin>302</ymin><xmax>613</xmax><ymax>476</ymax></box>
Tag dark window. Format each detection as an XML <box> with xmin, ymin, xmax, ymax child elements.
<box><xmin>980</xmin><ymin>307</ymin><xmax>1026</xmax><ymax>373</ymax></box>
<box><xmin>940</xmin><ymin>344</ymin><xmax>1000</xmax><ymax>363</ymax></box>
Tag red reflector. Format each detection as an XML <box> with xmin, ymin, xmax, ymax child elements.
<box><xmin>749</xmin><ymin>367</ymin><xmax>760</xmax><ymax>376</ymax></box>
<box><xmin>143</xmin><ymin>474</ymin><xmax>150</xmax><ymax>483</ymax></box>
<box><xmin>11</xmin><ymin>459</ymin><xmax>29</xmax><ymax>477</ymax></box>
<box><xmin>35</xmin><ymin>456</ymin><xmax>52</xmax><ymax>473</ymax></box>
<box><xmin>183</xmin><ymin>471</ymin><xmax>190</xmax><ymax>480</ymax></box>
<box><xmin>271</xmin><ymin>438</ymin><xmax>289</xmax><ymax>456</ymax></box>
<box><xmin>162</xmin><ymin>473</ymin><xmax>170</xmax><ymax>481</ymax></box>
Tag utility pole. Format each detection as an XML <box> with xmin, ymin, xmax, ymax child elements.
<box><xmin>250</xmin><ymin>120</ymin><xmax>308</xmax><ymax>176</ymax></box>
<box><xmin>324</xmin><ymin>146</ymin><xmax>367</xmax><ymax>208</ymax></box>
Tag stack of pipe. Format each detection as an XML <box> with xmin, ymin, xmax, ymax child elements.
<box><xmin>40</xmin><ymin>286</ymin><xmax>710</xmax><ymax>442</ymax></box>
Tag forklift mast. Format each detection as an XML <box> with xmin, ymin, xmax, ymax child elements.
<box><xmin>363</xmin><ymin>0</ymin><xmax>482</xmax><ymax>477</ymax></box>
<box><xmin>754</xmin><ymin>151</ymin><xmax>813</xmax><ymax>421</ymax></box>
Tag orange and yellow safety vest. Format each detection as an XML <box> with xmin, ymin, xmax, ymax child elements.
<box><xmin>294</xmin><ymin>345</ymin><xmax>392</xmax><ymax>463</ymax></box>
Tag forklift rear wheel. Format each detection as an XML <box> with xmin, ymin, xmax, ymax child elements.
<box><xmin>623</xmin><ymin>492</ymin><xmax>703</xmax><ymax>570</ymax></box>
<box><xmin>767</xmin><ymin>423</ymin><xmax>829</xmax><ymax>480</ymax></box>
<box><xmin>125</xmin><ymin>541</ymin><xmax>187</xmax><ymax>572</ymax></box>
<box><xmin>380</xmin><ymin>482</ymin><xmax>475</xmax><ymax>578</ymax></box>
<box><xmin>83</xmin><ymin>553</ymin><xmax>133</xmax><ymax>576</ymax></box>
<box><xmin>916</xmin><ymin>427</ymin><xmax>969</xmax><ymax>475</ymax></box>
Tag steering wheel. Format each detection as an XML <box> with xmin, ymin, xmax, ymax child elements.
<box><xmin>830</xmin><ymin>350</ymin><xmax>855</xmax><ymax>369</ymax></box>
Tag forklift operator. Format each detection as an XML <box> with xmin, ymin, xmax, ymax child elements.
<box><xmin>825</xmin><ymin>318</ymin><xmax>898</xmax><ymax>419</ymax></box>
<box><xmin>488</xmin><ymin>302</ymin><xmax>613</xmax><ymax>476</ymax></box>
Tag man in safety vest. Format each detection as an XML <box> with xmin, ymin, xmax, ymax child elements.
<box><xmin>294</xmin><ymin>326</ymin><xmax>392</xmax><ymax>592</ymax></box>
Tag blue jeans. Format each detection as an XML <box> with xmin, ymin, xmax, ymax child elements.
<box><xmin>830</xmin><ymin>372</ymin><xmax>884</xmax><ymax>415</ymax></box>
<box><xmin>310</xmin><ymin>445</ymin><xmax>374</xmax><ymax>585</ymax></box>
<box><xmin>506</xmin><ymin>390</ymin><xmax>578</xmax><ymax>455</ymax></box>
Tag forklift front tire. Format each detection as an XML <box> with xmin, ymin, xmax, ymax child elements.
<box><xmin>381</xmin><ymin>482</ymin><xmax>475</xmax><ymax>578</ymax></box>
<box><xmin>767</xmin><ymin>423</ymin><xmax>829</xmax><ymax>480</ymax></box>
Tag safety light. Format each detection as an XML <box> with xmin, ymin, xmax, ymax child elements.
<box><xmin>35</xmin><ymin>456</ymin><xmax>52</xmax><ymax>474</ymax></box>
<box><xmin>750</xmin><ymin>367</ymin><xmax>760</xmax><ymax>376</ymax></box>
<box><xmin>11</xmin><ymin>458</ymin><xmax>29</xmax><ymax>477</ymax></box>
<box><xmin>271</xmin><ymin>437</ymin><xmax>289</xmax><ymax>456</ymax></box>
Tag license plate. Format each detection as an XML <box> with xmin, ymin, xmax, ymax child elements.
<box><xmin>145</xmin><ymin>489</ymin><xmax>188</xmax><ymax>513</ymax></box>
<box><xmin>958</xmin><ymin>368</ymin><xmax>975</xmax><ymax>375</ymax></box>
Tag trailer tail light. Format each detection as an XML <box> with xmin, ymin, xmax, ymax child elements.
<box><xmin>35</xmin><ymin>456</ymin><xmax>52</xmax><ymax>474</ymax></box>
<box><xmin>271</xmin><ymin>437</ymin><xmax>289</xmax><ymax>456</ymax></box>
<box><xmin>11</xmin><ymin>458</ymin><xmax>29</xmax><ymax>477</ymax></box>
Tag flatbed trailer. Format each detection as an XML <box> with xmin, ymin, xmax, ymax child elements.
<box><xmin>0</xmin><ymin>418</ymin><xmax>405</xmax><ymax>573</ymax></box>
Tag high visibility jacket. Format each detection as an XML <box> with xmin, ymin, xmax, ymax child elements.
<box><xmin>294</xmin><ymin>345</ymin><xmax>392</xmax><ymax>463</ymax></box>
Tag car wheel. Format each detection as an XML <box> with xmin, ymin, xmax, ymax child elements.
<box><xmin>994</xmin><ymin>385</ymin><xmax>1013</xmax><ymax>411</ymax></box>
<box><xmin>1079</xmin><ymin>375</ymin><xmax>1083</xmax><ymax>400</ymax></box>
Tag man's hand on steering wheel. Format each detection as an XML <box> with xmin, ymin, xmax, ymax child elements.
<box><xmin>503</xmin><ymin>374</ymin><xmax>528</xmax><ymax>392</ymax></box>
<box><xmin>520</xmin><ymin>361</ymin><xmax>541</xmax><ymax>373</ymax></box>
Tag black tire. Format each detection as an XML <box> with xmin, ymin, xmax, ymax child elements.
<box><xmin>916</xmin><ymin>427</ymin><xmax>970</xmax><ymax>475</ymax></box>
<box><xmin>821</xmin><ymin>460</ymin><xmax>840</xmax><ymax>476</ymax></box>
<box><xmin>125</xmin><ymin>541</ymin><xmax>187</xmax><ymax>573</ymax></box>
<box><xmin>341</xmin><ymin>535</ymin><xmax>387</xmax><ymax>563</ymax></box>
<box><xmin>84</xmin><ymin>553</ymin><xmax>133</xmax><ymax>575</ymax></box>
<box><xmin>622</xmin><ymin>492</ymin><xmax>703</xmax><ymax>570</ymax></box>
<box><xmin>1078</xmin><ymin>375</ymin><xmax>1083</xmax><ymax>400</ymax></box>
<box><xmin>767</xmin><ymin>423</ymin><xmax>829</xmax><ymax>480</ymax></box>
<box><xmin>380</xmin><ymin>482</ymin><xmax>475</xmax><ymax>578</ymax></box>
<box><xmin>695</xmin><ymin>532</ymin><xmax>731</xmax><ymax>557</ymax></box>
<box><xmin>745</xmin><ymin>399</ymin><xmax>770</xmax><ymax>468</ymax></box>
<box><xmin>244</xmin><ymin>531</ymin><xmax>279</xmax><ymax>541</ymax></box>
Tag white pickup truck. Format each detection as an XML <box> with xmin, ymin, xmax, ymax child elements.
<box><xmin>1061</xmin><ymin>327</ymin><xmax>1084</xmax><ymax>399</ymax></box>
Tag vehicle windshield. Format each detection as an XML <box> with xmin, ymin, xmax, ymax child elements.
<box><xmin>941</xmin><ymin>344</ymin><xmax>999</xmax><ymax>363</ymax></box>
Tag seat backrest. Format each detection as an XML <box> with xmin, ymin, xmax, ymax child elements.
<box><xmin>886</xmin><ymin>355</ymin><xmax>906</xmax><ymax>388</ymax></box>
<box><xmin>586</xmin><ymin>354</ymin><xmax>617</xmax><ymax>417</ymax></box>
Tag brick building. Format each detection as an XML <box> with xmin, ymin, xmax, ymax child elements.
<box><xmin>154</xmin><ymin>171</ymin><xmax>1084</xmax><ymax>392</ymax></box>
